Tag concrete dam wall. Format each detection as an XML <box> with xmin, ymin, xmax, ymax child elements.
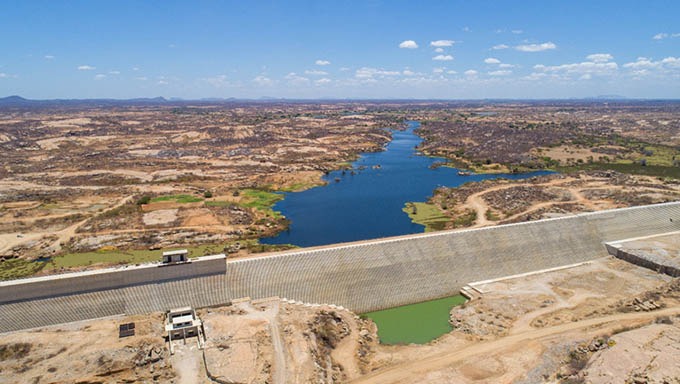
<box><xmin>2</xmin><ymin>202</ymin><xmax>680</xmax><ymax>332</ymax></box>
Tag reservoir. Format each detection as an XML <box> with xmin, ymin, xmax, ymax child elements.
<box><xmin>262</xmin><ymin>121</ymin><xmax>551</xmax><ymax>247</ymax></box>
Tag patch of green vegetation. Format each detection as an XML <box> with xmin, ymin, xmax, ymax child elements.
<box><xmin>0</xmin><ymin>258</ymin><xmax>46</xmax><ymax>281</ymax></box>
<box><xmin>403</xmin><ymin>202</ymin><xmax>449</xmax><ymax>232</ymax></box>
<box><xmin>204</xmin><ymin>200</ymin><xmax>237</xmax><ymax>207</ymax></box>
<box><xmin>276</xmin><ymin>182</ymin><xmax>324</xmax><ymax>193</ymax></box>
<box><xmin>452</xmin><ymin>209</ymin><xmax>478</xmax><ymax>228</ymax></box>
<box><xmin>485</xmin><ymin>209</ymin><xmax>501</xmax><ymax>221</ymax></box>
<box><xmin>558</xmin><ymin>162</ymin><xmax>680</xmax><ymax>179</ymax></box>
<box><xmin>45</xmin><ymin>244</ymin><xmax>224</xmax><ymax>271</ymax></box>
<box><xmin>239</xmin><ymin>189</ymin><xmax>284</xmax><ymax>218</ymax></box>
<box><xmin>150</xmin><ymin>194</ymin><xmax>203</xmax><ymax>204</ymax></box>
<box><xmin>362</xmin><ymin>295</ymin><xmax>467</xmax><ymax>345</ymax></box>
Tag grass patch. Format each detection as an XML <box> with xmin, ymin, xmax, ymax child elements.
<box><xmin>362</xmin><ymin>295</ymin><xmax>467</xmax><ymax>345</ymax></box>
<box><xmin>452</xmin><ymin>209</ymin><xmax>478</xmax><ymax>228</ymax></box>
<box><xmin>150</xmin><ymin>194</ymin><xmax>203</xmax><ymax>204</ymax></box>
<box><xmin>557</xmin><ymin>162</ymin><xmax>680</xmax><ymax>179</ymax></box>
<box><xmin>0</xmin><ymin>258</ymin><xmax>46</xmax><ymax>281</ymax></box>
<box><xmin>45</xmin><ymin>243</ymin><xmax>226</xmax><ymax>271</ymax></box>
<box><xmin>204</xmin><ymin>200</ymin><xmax>236</xmax><ymax>207</ymax></box>
<box><xmin>239</xmin><ymin>189</ymin><xmax>284</xmax><ymax>218</ymax></box>
<box><xmin>403</xmin><ymin>202</ymin><xmax>449</xmax><ymax>232</ymax></box>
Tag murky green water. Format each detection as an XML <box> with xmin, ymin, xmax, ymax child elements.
<box><xmin>362</xmin><ymin>295</ymin><xmax>467</xmax><ymax>345</ymax></box>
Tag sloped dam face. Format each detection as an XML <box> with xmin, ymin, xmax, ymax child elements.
<box><xmin>2</xmin><ymin>202</ymin><xmax>680</xmax><ymax>333</ymax></box>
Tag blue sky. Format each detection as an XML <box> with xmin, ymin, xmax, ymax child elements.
<box><xmin>1</xmin><ymin>0</ymin><xmax>679</xmax><ymax>99</ymax></box>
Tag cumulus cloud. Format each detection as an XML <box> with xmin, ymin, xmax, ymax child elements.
<box><xmin>430</xmin><ymin>40</ymin><xmax>455</xmax><ymax>47</ymax></box>
<box><xmin>464</xmin><ymin>69</ymin><xmax>478</xmax><ymax>76</ymax></box>
<box><xmin>315</xmin><ymin>59</ymin><xmax>331</xmax><ymax>66</ymax></box>
<box><xmin>304</xmin><ymin>69</ymin><xmax>328</xmax><ymax>75</ymax></box>
<box><xmin>315</xmin><ymin>78</ymin><xmax>331</xmax><ymax>85</ymax></box>
<box><xmin>511</xmin><ymin>30</ymin><xmax>523</xmax><ymax>34</ymax></box>
<box><xmin>355</xmin><ymin>67</ymin><xmax>400</xmax><ymax>79</ymax></box>
<box><xmin>135</xmin><ymin>76</ymin><xmax>148</xmax><ymax>81</ymax></box>
<box><xmin>0</xmin><ymin>73</ymin><xmax>7</xmax><ymax>78</ymax></box>
<box><xmin>253</xmin><ymin>75</ymin><xmax>274</xmax><ymax>86</ymax></box>
<box><xmin>399</xmin><ymin>40</ymin><xmax>418</xmax><ymax>49</ymax></box>
<box><xmin>158</xmin><ymin>80</ymin><xmax>168</xmax><ymax>85</ymax></box>
<box><xmin>284</xmin><ymin>72</ymin><xmax>310</xmax><ymax>85</ymax></box>
<box><xmin>653</xmin><ymin>32</ymin><xmax>680</xmax><ymax>40</ymax></box>
<box><xmin>44</xmin><ymin>55</ymin><xmax>54</xmax><ymax>60</ymax></box>
<box><xmin>77</xmin><ymin>65</ymin><xmax>95</xmax><ymax>70</ymax></box>
<box><xmin>434</xmin><ymin>47</ymin><xmax>444</xmax><ymax>53</ymax></box>
<box><xmin>586</xmin><ymin>53</ymin><xmax>613</xmax><ymax>63</ymax></box>
<box><xmin>433</xmin><ymin>67</ymin><xmax>445</xmax><ymax>74</ymax></box>
<box><xmin>499</xmin><ymin>63</ymin><xmax>515</xmax><ymax>68</ymax></box>
<box><xmin>433</xmin><ymin>54</ymin><xmax>453</xmax><ymax>61</ymax></box>
<box><xmin>108</xmin><ymin>70</ymin><xmax>121</xmax><ymax>75</ymax></box>
<box><xmin>533</xmin><ymin>56</ymin><xmax>618</xmax><ymax>78</ymax></box>
<box><xmin>484</xmin><ymin>57</ymin><xmax>501</xmax><ymax>64</ymax></box>
<box><xmin>492</xmin><ymin>44</ymin><xmax>509</xmax><ymax>50</ymax></box>
<box><xmin>515</xmin><ymin>42</ymin><xmax>557</xmax><ymax>52</ymax></box>
<box><xmin>402</xmin><ymin>69</ymin><xmax>416</xmax><ymax>76</ymax></box>
<box><xmin>94</xmin><ymin>74</ymin><xmax>106</xmax><ymax>80</ymax></box>
<box><xmin>489</xmin><ymin>70</ymin><xmax>512</xmax><ymax>76</ymax></box>
<box><xmin>622</xmin><ymin>56</ymin><xmax>680</xmax><ymax>74</ymax></box>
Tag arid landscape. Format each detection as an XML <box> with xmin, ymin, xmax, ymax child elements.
<box><xmin>2</xmin><ymin>99</ymin><xmax>680</xmax><ymax>383</ymax></box>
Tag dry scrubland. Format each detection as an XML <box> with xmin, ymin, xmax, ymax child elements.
<box><xmin>1</xmin><ymin>101</ymin><xmax>679</xmax><ymax>279</ymax></box>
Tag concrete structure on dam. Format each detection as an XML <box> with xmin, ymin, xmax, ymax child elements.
<box><xmin>2</xmin><ymin>202</ymin><xmax>680</xmax><ymax>333</ymax></box>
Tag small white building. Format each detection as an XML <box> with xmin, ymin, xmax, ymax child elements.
<box><xmin>165</xmin><ymin>307</ymin><xmax>204</xmax><ymax>353</ymax></box>
<box><xmin>162</xmin><ymin>249</ymin><xmax>189</xmax><ymax>264</ymax></box>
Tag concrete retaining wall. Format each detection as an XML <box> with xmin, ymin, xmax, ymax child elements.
<box><xmin>2</xmin><ymin>202</ymin><xmax>680</xmax><ymax>332</ymax></box>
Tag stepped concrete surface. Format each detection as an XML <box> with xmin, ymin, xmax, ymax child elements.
<box><xmin>2</xmin><ymin>202</ymin><xmax>680</xmax><ymax>332</ymax></box>
<box><xmin>606</xmin><ymin>231</ymin><xmax>680</xmax><ymax>277</ymax></box>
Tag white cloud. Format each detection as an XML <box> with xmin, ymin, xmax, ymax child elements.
<box><xmin>253</xmin><ymin>75</ymin><xmax>274</xmax><ymax>86</ymax></box>
<box><xmin>355</xmin><ymin>67</ymin><xmax>400</xmax><ymax>78</ymax></box>
<box><xmin>44</xmin><ymin>55</ymin><xmax>54</xmax><ymax>60</ymax></box>
<box><xmin>315</xmin><ymin>78</ymin><xmax>331</xmax><ymax>85</ymax></box>
<box><xmin>586</xmin><ymin>53</ymin><xmax>613</xmax><ymax>63</ymax></box>
<box><xmin>462</xmin><ymin>26</ymin><xmax>470</xmax><ymax>32</ymax></box>
<box><xmin>315</xmin><ymin>59</ymin><xmax>331</xmax><ymax>66</ymax></box>
<box><xmin>447</xmin><ymin>70</ymin><xmax>457</xmax><ymax>74</ymax></box>
<box><xmin>464</xmin><ymin>70</ymin><xmax>478</xmax><ymax>76</ymax></box>
<box><xmin>623</xmin><ymin>57</ymin><xmax>680</xmax><ymax>72</ymax></box>
<box><xmin>158</xmin><ymin>80</ymin><xmax>168</xmax><ymax>85</ymax></box>
<box><xmin>515</xmin><ymin>42</ymin><xmax>557</xmax><ymax>52</ymax></box>
<box><xmin>284</xmin><ymin>72</ymin><xmax>310</xmax><ymax>86</ymax></box>
<box><xmin>108</xmin><ymin>70</ymin><xmax>121</xmax><ymax>75</ymax></box>
<box><xmin>653</xmin><ymin>33</ymin><xmax>668</xmax><ymax>40</ymax></box>
<box><xmin>434</xmin><ymin>47</ymin><xmax>444</xmax><ymax>53</ymax></box>
<box><xmin>511</xmin><ymin>30</ymin><xmax>523</xmax><ymax>34</ymax></box>
<box><xmin>484</xmin><ymin>57</ymin><xmax>501</xmax><ymax>64</ymax></box>
<box><xmin>0</xmin><ymin>73</ymin><xmax>7</xmax><ymax>78</ymax></box>
<box><xmin>339</xmin><ymin>67</ymin><xmax>350</xmax><ymax>72</ymax></box>
<box><xmin>94</xmin><ymin>74</ymin><xmax>106</xmax><ymax>80</ymax></box>
<box><xmin>304</xmin><ymin>69</ymin><xmax>328</xmax><ymax>75</ymax></box>
<box><xmin>433</xmin><ymin>54</ymin><xmax>453</xmax><ymax>61</ymax></box>
<box><xmin>430</xmin><ymin>40</ymin><xmax>455</xmax><ymax>47</ymax></box>
<box><xmin>580</xmin><ymin>74</ymin><xmax>592</xmax><ymax>80</ymax></box>
<box><xmin>499</xmin><ymin>63</ymin><xmax>515</xmax><ymax>68</ymax></box>
<box><xmin>132</xmin><ymin>67</ymin><xmax>140</xmax><ymax>71</ymax></box>
<box><xmin>491</xmin><ymin>44</ymin><xmax>509</xmax><ymax>50</ymax></box>
<box><xmin>77</xmin><ymin>65</ymin><xmax>95</xmax><ymax>70</ymax></box>
<box><xmin>433</xmin><ymin>67</ymin><xmax>445</xmax><ymax>74</ymax></box>
<box><xmin>534</xmin><ymin>58</ymin><xmax>618</xmax><ymax>77</ymax></box>
<box><xmin>135</xmin><ymin>76</ymin><xmax>148</xmax><ymax>81</ymax></box>
<box><xmin>489</xmin><ymin>70</ymin><xmax>512</xmax><ymax>76</ymax></box>
<box><xmin>399</xmin><ymin>40</ymin><xmax>419</xmax><ymax>49</ymax></box>
<box><xmin>402</xmin><ymin>69</ymin><xmax>416</xmax><ymax>76</ymax></box>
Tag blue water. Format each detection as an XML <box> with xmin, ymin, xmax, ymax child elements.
<box><xmin>261</xmin><ymin>121</ymin><xmax>552</xmax><ymax>247</ymax></box>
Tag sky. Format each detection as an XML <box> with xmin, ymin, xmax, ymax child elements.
<box><xmin>0</xmin><ymin>0</ymin><xmax>679</xmax><ymax>99</ymax></box>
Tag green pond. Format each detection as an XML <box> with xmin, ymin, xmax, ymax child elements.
<box><xmin>362</xmin><ymin>295</ymin><xmax>467</xmax><ymax>345</ymax></box>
